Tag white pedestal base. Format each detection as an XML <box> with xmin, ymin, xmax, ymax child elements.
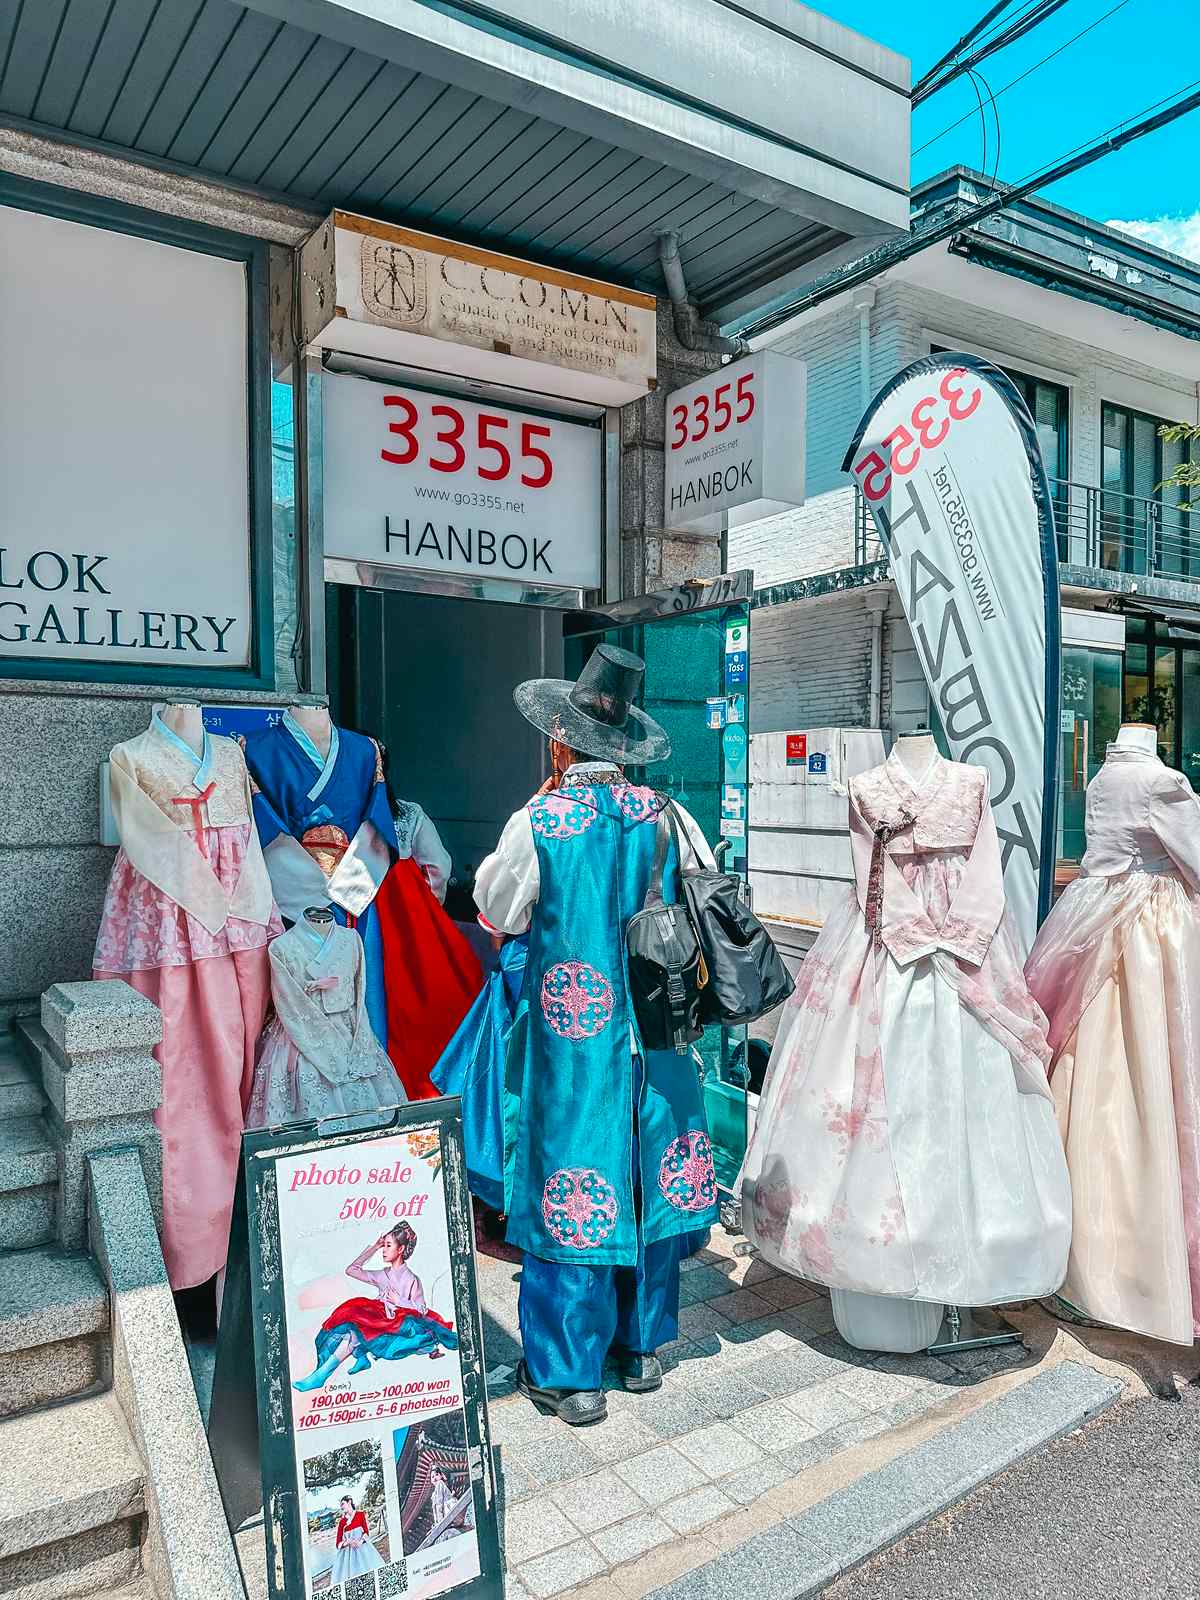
<box><xmin>830</xmin><ymin>1288</ymin><xmax>945</xmax><ymax>1354</ymax></box>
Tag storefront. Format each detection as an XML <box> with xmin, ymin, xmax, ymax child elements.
<box><xmin>305</xmin><ymin>212</ymin><xmax>756</xmax><ymax>1195</ymax></box>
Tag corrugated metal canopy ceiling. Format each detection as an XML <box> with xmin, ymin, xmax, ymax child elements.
<box><xmin>0</xmin><ymin>0</ymin><xmax>847</xmax><ymax>316</ymax></box>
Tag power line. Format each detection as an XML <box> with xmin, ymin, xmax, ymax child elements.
<box><xmin>914</xmin><ymin>0</ymin><xmax>1135</xmax><ymax>156</ymax></box>
<box><xmin>913</xmin><ymin>0</ymin><xmax>1070</xmax><ymax>105</ymax></box>
<box><xmin>737</xmin><ymin>80</ymin><xmax>1200</xmax><ymax>339</ymax></box>
<box><xmin>914</xmin><ymin>0</ymin><xmax>1013</xmax><ymax>100</ymax></box>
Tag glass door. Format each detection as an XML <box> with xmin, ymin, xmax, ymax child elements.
<box><xmin>563</xmin><ymin>572</ymin><xmax>754</xmax><ymax>1216</ymax></box>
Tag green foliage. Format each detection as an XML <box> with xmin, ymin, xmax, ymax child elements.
<box><xmin>1157</xmin><ymin>421</ymin><xmax>1200</xmax><ymax>510</ymax></box>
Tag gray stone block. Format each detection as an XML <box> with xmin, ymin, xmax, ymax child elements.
<box><xmin>660</xmin><ymin>1484</ymin><xmax>736</xmax><ymax>1534</ymax></box>
<box><xmin>0</xmin><ymin>1245</ymin><xmax>107</xmax><ymax>1354</ymax></box>
<box><xmin>50</xmin><ymin>1100</ymin><xmax>163</xmax><ymax>1248</ymax></box>
<box><xmin>0</xmin><ymin>1180</ymin><xmax>55</xmax><ymax>1249</ymax></box>
<box><xmin>42</xmin><ymin>982</ymin><xmax>162</xmax><ymax>1057</ymax></box>
<box><xmin>517</xmin><ymin>1537</ymin><xmax>607</xmax><ymax>1598</ymax></box>
<box><xmin>647</xmin><ymin>1522</ymin><xmax>824</xmax><ymax>1600</ymax></box>
<box><xmin>0</xmin><ymin>1515</ymin><xmax>142</xmax><ymax>1600</ymax></box>
<box><xmin>0</xmin><ymin>1390</ymin><xmax>144</xmax><ymax>1559</ymax></box>
<box><xmin>0</xmin><ymin>1114</ymin><xmax>56</xmax><ymax>1191</ymax></box>
<box><xmin>0</xmin><ymin>846</ymin><xmax>113</xmax><ymax>1005</ymax></box>
<box><xmin>550</xmin><ymin>1467</ymin><xmax>648</xmax><ymax>1532</ymax></box>
<box><xmin>0</xmin><ymin>1035</ymin><xmax>46</xmax><ymax>1119</ymax></box>
<box><xmin>23</xmin><ymin>1017</ymin><xmax>160</xmax><ymax>1124</ymax></box>
<box><xmin>676</xmin><ymin>1421</ymin><xmax>763</xmax><ymax>1479</ymax></box>
<box><xmin>0</xmin><ymin>1331</ymin><xmax>106</xmax><ymax>1419</ymax></box>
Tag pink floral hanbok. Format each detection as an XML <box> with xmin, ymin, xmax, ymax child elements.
<box><xmin>94</xmin><ymin>716</ymin><xmax>282</xmax><ymax>1290</ymax></box>
<box><xmin>742</xmin><ymin>750</ymin><xmax>1071</xmax><ymax>1306</ymax></box>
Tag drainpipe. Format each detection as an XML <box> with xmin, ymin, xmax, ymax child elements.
<box><xmin>853</xmin><ymin>286</ymin><xmax>876</xmax><ymax>411</ymax></box>
<box><xmin>657</xmin><ymin>232</ymin><xmax>748</xmax><ymax>357</ymax></box>
<box><xmin>865</xmin><ymin>588</ymin><xmax>889</xmax><ymax>729</ymax></box>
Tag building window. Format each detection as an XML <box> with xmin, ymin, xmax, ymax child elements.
<box><xmin>0</xmin><ymin>174</ymin><xmax>273</xmax><ymax>687</ymax></box>
<box><xmin>1057</xmin><ymin>646</ymin><xmax>1123</xmax><ymax>862</ymax></box>
<box><xmin>1100</xmin><ymin>401</ymin><xmax>1198</xmax><ymax>579</ymax></box>
<box><xmin>932</xmin><ymin>350</ymin><xmax>1070</xmax><ymax>553</ymax></box>
<box><xmin>1124</xmin><ymin>616</ymin><xmax>1200</xmax><ymax>790</ymax></box>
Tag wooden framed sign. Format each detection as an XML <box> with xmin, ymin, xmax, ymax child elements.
<box><xmin>210</xmin><ymin>1100</ymin><xmax>502</xmax><ymax>1600</ymax></box>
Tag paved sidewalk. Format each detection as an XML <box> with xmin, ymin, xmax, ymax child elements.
<box><xmin>479</xmin><ymin>1228</ymin><xmax>1056</xmax><ymax>1600</ymax></box>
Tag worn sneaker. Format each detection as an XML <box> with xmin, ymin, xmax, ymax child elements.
<box><xmin>515</xmin><ymin>1361</ymin><xmax>607</xmax><ymax>1426</ymax></box>
<box><xmin>616</xmin><ymin>1351</ymin><xmax>663</xmax><ymax>1393</ymax></box>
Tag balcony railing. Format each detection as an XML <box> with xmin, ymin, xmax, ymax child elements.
<box><xmin>855</xmin><ymin>479</ymin><xmax>1199</xmax><ymax>583</ymax></box>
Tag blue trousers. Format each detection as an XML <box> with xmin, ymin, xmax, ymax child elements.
<box><xmin>519</xmin><ymin>1233</ymin><xmax>683</xmax><ymax>1392</ymax></box>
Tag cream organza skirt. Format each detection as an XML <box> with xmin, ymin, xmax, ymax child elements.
<box><xmin>1026</xmin><ymin>868</ymin><xmax>1200</xmax><ymax>1346</ymax></box>
<box><xmin>742</xmin><ymin>852</ymin><xmax>1071</xmax><ymax>1307</ymax></box>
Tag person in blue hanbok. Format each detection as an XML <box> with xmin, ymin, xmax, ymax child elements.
<box><xmin>242</xmin><ymin>707</ymin><xmax>480</xmax><ymax>1095</ymax></box>
<box><xmin>473</xmin><ymin>645</ymin><xmax>719</xmax><ymax>1426</ymax></box>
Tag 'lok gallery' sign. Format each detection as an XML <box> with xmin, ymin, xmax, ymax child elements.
<box><xmin>323</xmin><ymin>373</ymin><xmax>603</xmax><ymax>591</ymax></box>
<box><xmin>301</xmin><ymin>213</ymin><xmax>657</xmax><ymax>408</ymax></box>
<box><xmin>665</xmin><ymin>351</ymin><xmax>806</xmax><ymax>533</ymax></box>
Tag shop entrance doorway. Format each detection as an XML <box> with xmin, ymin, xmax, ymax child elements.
<box><xmin>325</xmin><ymin>571</ymin><xmax>754</xmax><ymax>1204</ymax></box>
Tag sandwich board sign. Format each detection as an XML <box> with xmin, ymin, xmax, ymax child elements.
<box><xmin>209</xmin><ymin>1099</ymin><xmax>503</xmax><ymax>1600</ymax></box>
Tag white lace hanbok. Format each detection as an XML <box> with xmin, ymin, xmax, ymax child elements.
<box><xmin>245</xmin><ymin>920</ymin><xmax>406</xmax><ymax>1129</ymax></box>
<box><xmin>741</xmin><ymin>750</ymin><xmax>1072</xmax><ymax>1307</ymax></box>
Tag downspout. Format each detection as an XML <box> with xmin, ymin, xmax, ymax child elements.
<box><xmin>865</xmin><ymin>589</ymin><xmax>888</xmax><ymax>729</ymax></box>
<box><xmin>657</xmin><ymin>232</ymin><xmax>748</xmax><ymax>357</ymax></box>
<box><xmin>853</xmin><ymin>286</ymin><xmax>876</xmax><ymax>411</ymax></box>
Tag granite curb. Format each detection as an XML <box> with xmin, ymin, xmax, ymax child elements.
<box><xmin>644</xmin><ymin>1359</ymin><xmax>1124</xmax><ymax>1600</ymax></box>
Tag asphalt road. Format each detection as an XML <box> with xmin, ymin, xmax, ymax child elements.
<box><xmin>822</xmin><ymin>1383</ymin><xmax>1200</xmax><ymax>1600</ymax></box>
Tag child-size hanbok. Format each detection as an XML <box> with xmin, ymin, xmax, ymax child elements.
<box><xmin>741</xmin><ymin>749</ymin><xmax>1071</xmax><ymax>1307</ymax></box>
<box><xmin>245</xmin><ymin>920</ymin><xmax>407</xmax><ymax>1129</ymax></box>
<box><xmin>241</xmin><ymin>714</ymin><xmax>481</xmax><ymax>1096</ymax></box>
<box><xmin>330</xmin><ymin>1510</ymin><xmax>384</xmax><ymax>1582</ymax></box>
<box><xmin>1025</xmin><ymin>744</ymin><xmax>1200</xmax><ymax>1344</ymax></box>
<box><xmin>93</xmin><ymin>715</ymin><xmax>282</xmax><ymax>1290</ymax></box>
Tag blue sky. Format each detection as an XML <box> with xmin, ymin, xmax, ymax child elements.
<box><xmin>820</xmin><ymin>0</ymin><xmax>1200</xmax><ymax>258</ymax></box>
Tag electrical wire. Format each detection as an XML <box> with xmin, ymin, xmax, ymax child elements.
<box><xmin>965</xmin><ymin>67</ymin><xmax>989</xmax><ymax>182</ymax></box>
<box><xmin>913</xmin><ymin>0</ymin><xmax>1070</xmax><ymax>105</ymax></box>
<box><xmin>914</xmin><ymin>0</ymin><xmax>1135</xmax><ymax>156</ymax></box>
<box><xmin>736</xmin><ymin>79</ymin><xmax>1200</xmax><ymax>338</ymax></box>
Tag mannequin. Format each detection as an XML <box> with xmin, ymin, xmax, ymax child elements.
<box><xmin>1113</xmin><ymin>721</ymin><xmax>1157</xmax><ymax>754</ymax></box>
<box><xmin>893</xmin><ymin>728</ymin><xmax>938</xmax><ymax>778</ymax></box>
<box><xmin>288</xmin><ymin>704</ymin><xmax>333</xmax><ymax>759</ymax></box>
<box><xmin>160</xmin><ymin>702</ymin><xmax>206</xmax><ymax>757</ymax></box>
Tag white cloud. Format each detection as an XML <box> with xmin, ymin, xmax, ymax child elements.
<box><xmin>1105</xmin><ymin>212</ymin><xmax>1200</xmax><ymax>264</ymax></box>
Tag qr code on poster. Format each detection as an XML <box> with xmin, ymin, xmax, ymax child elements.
<box><xmin>313</xmin><ymin>1588</ymin><xmax>343</xmax><ymax>1600</ymax></box>
<box><xmin>378</xmin><ymin>1560</ymin><xmax>409</xmax><ymax>1596</ymax></box>
<box><xmin>344</xmin><ymin>1578</ymin><xmax>378</xmax><ymax>1600</ymax></box>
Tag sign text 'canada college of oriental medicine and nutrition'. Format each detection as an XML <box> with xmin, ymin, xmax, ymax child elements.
<box><xmin>323</xmin><ymin>371</ymin><xmax>603</xmax><ymax>591</ymax></box>
<box><xmin>665</xmin><ymin>350</ymin><xmax>807</xmax><ymax>534</ymax></box>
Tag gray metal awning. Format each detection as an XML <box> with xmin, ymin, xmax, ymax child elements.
<box><xmin>0</xmin><ymin>0</ymin><xmax>910</xmax><ymax>322</ymax></box>
<box><xmin>1116</xmin><ymin>595</ymin><xmax>1200</xmax><ymax>637</ymax></box>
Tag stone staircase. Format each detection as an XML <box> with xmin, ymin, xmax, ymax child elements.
<box><xmin>0</xmin><ymin>1025</ymin><xmax>157</xmax><ymax>1599</ymax></box>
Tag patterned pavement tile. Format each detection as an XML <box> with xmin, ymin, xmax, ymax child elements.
<box><xmin>592</xmin><ymin>1511</ymin><xmax>675</xmax><ymax>1566</ymax></box>
<box><xmin>732</xmin><ymin>1399</ymin><xmax>821</xmax><ymax>1455</ymax></box>
<box><xmin>614</xmin><ymin>1443</ymin><xmax>712</xmax><ymax>1506</ymax></box>
<box><xmin>746</xmin><ymin>1274</ymin><xmax>821</xmax><ymax>1310</ymax></box>
<box><xmin>707</xmin><ymin>1288</ymin><xmax>776</xmax><ymax>1325</ymax></box>
<box><xmin>834</xmin><ymin>1368</ymin><xmax>918</xmax><ymax>1409</ymax></box>
<box><xmin>719</xmin><ymin>1454</ymin><xmax>794</xmax><ymax>1506</ymax></box>
<box><xmin>513</xmin><ymin>1429</ymin><xmax>601</xmax><ymax>1486</ymax></box>
<box><xmin>785</xmin><ymin>1379</ymin><xmax>870</xmax><ymax>1433</ymax></box>
<box><xmin>678</xmin><ymin>1265</ymin><xmax>737</xmax><ymax>1304</ymax></box>
<box><xmin>576</xmin><ymin>1411</ymin><xmax>662</xmax><ymax>1464</ymax></box>
<box><xmin>676</xmin><ymin>1420</ymin><xmax>765</xmax><ymax>1478</ymax></box>
<box><xmin>550</xmin><ymin>1466</ymin><xmax>650</xmax><ymax>1532</ymax></box>
<box><xmin>678</xmin><ymin>1301</ymin><xmax>736</xmax><ymax>1339</ymax></box>
<box><xmin>680</xmin><ymin>1365</ymin><xmax>771</xmax><ymax>1420</ymax></box>
<box><xmin>660</xmin><ymin>1484</ymin><xmax>738</xmax><ymax>1534</ymax></box>
<box><xmin>503</xmin><ymin>1498</ymin><xmax>579</xmax><ymax>1565</ymax></box>
<box><xmin>518</xmin><ymin>1539</ymin><xmax>607</xmax><ymax>1598</ymax></box>
<box><xmin>638</xmin><ymin>1389</ymin><xmax>721</xmax><ymax>1440</ymax></box>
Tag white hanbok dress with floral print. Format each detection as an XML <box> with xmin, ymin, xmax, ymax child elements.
<box><xmin>741</xmin><ymin>750</ymin><xmax>1071</xmax><ymax>1307</ymax></box>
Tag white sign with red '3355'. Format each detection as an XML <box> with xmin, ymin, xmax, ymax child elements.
<box><xmin>323</xmin><ymin>372</ymin><xmax>603</xmax><ymax>589</ymax></box>
<box><xmin>664</xmin><ymin>351</ymin><xmax>806</xmax><ymax>533</ymax></box>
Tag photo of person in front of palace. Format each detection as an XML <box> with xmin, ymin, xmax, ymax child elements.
<box><xmin>464</xmin><ymin>643</ymin><xmax>719</xmax><ymax>1426</ymax></box>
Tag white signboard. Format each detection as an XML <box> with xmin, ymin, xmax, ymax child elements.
<box><xmin>280</xmin><ymin>1125</ymin><xmax>483</xmax><ymax>1600</ymax></box>
<box><xmin>302</xmin><ymin>213</ymin><xmax>657</xmax><ymax>408</ymax></box>
<box><xmin>665</xmin><ymin>350</ymin><xmax>806</xmax><ymax>533</ymax></box>
<box><xmin>844</xmin><ymin>353</ymin><xmax>1061</xmax><ymax>952</ymax></box>
<box><xmin>323</xmin><ymin>373</ymin><xmax>603</xmax><ymax>590</ymax></box>
<box><xmin>0</xmin><ymin>203</ymin><xmax>252</xmax><ymax>667</ymax></box>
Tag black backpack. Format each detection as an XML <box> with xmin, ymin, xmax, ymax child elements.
<box><xmin>625</xmin><ymin>803</ymin><xmax>705</xmax><ymax>1055</ymax></box>
<box><xmin>626</xmin><ymin>801</ymin><xmax>794</xmax><ymax>1054</ymax></box>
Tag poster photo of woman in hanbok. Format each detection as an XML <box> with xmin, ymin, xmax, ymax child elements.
<box><xmin>302</xmin><ymin>1451</ymin><xmax>390</xmax><ymax>1593</ymax></box>
<box><xmin>293</xmin><ymin>1221</ymin><xmax>459</xmax><ymax>1393</ymax></box>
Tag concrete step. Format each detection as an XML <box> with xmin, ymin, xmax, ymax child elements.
<box><xmin>0</xmin><ymin>1030</ymin><xmax>46</xmax><ymax>1119</ymax></box>
<box><xmin>0</xmin><ymin>1246</ymin><xmax>109</xmax><ymax>1418</ymax></box>
<box><xmin>0</xmin><ymin>1114</ymin><xmax>57</xmax><ymax>1249</ymax></box>
<box><xmin>0</xmin><ymin>1390</ymin><xmax>146</xmax><ymax>1599</ymax></box>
